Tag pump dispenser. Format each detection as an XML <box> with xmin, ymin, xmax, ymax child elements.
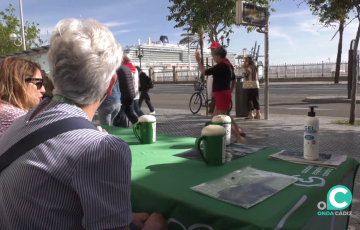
<box><xmin>304</xmin><ymin>106</ymin><xmax>319</xmax><ymax>160</ymax></box>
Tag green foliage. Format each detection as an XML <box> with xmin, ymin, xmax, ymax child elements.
<box><xmin>179</xmin><ymin>26</ymin><xmax>206</xmax><ymax>66</ymax></box>
<box><xmin>0</xmin><ymin>4</ymin><xmax>45</xmax><ymax>55</ymax></box>
<box><xmin>302</xmin><ymin>0</ymin><xmax>350</xmax><ymax>28</ymax></box>
<box><xmin>304</xmin><ymin>0</ymin><xmax>360</xmax><ymax>124</ymax></box>
<box><xmin>179</xmin><ymin>28</ymin><xmax>201</xmax><ymax>45</ymax></box>
<box><xmin>167</xmin><ymin>0</ymin><xmax>280</xmax><ymax>43</ymax></box>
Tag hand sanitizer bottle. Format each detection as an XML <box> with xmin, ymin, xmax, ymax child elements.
<box><xmin>304</xmin><ymin>106</ymin><xmax>319</xmax><ymax>161</ymax></box>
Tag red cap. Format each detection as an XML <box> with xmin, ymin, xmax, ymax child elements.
<box><xmin>210</xmin><ymin>42</ymin><xmax>221</xmax><ymax>49</ymax></box>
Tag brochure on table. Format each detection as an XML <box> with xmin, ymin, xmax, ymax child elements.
<box><xmin>191</xmin><ymin>166</ymin><xmax>298</xmax><ymax>209</ymax></box>
<box><xmin>269</xmin><ymin>149</ymin><xmax>347</xmax><ymax>168</ymax></box>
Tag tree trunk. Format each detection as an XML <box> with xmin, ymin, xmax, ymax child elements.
<box><xmin>349</xmin><ymin>21</ymin><xmax>360</xmax><ymax>125</ymax></box>
<box><xmin>208</xmin><ymin>29</ymin><xmax>214</xmax><ymax>43</ymax></box>
<box><xmin>200</xmin><ymin>40</ymin><xmax>205</xmax><ymax>82</ymax></box>
<box><xmin>188</xmin><ymin>32</ymin><xmax>190</xmax><ymax>71</ymax></box>
<box><xmin>335</xmin><ymin>19</ymin><xmax>345</xmax><ymax>84</ymax></box>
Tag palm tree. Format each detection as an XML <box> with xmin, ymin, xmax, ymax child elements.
<box><xmin>330</xmin><ymin>15</ymin><xmax>346</xmax><ymax>84</ymax></box>
<box><xmin>179</xmin><ymin>27</ymin><xmax>193</xmax><ymax>72</ymax></box>
<box><xmin>179</xmin><ymin>26</ymin><xmax>205</xmax><ymax>81</ymax></box>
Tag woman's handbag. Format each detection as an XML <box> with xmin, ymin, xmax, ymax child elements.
<box><xmin>243</xmin><ymin>80</ymin><xmax>260</xmax><ymax>89</ymax></box>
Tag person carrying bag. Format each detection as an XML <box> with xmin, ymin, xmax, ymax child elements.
<box><xmin>242</xmin><ymin>57</ymin><xmax>261</xmax><ymax>119</ymax></box>
<box><xmin>138</xmin><ymin>67</ymin><xmax>155</xmax><ymax>115</ymax></box>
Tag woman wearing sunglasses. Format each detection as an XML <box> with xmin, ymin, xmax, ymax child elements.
<box><xmin>0</xmin><ymin>56</ymin><xmax>45</xmax><ymax>138</ymax></box>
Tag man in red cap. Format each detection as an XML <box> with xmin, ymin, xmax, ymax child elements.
<box><xmin>210</xmin><ymin>41</ymin><xmax>221</xmax><ymax>49</ymax></box>
<box><xmin>208</xmin><ymin>42</ymin><xmax>237</xmax><ymax>112</ymax></box>
<box><xmin>206</xmin><ymin>41</ymin><xmax>246</xmax><ymax>140</ymax></box>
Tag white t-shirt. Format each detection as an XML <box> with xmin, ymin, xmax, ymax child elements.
<box><xmin>206</xmin><ymin>75</ymin><xmax>213</xmax><ymax>98</ymax></box>
<box><xmin>133</xmin><ymin>69</ymin><xmax>140</xmax><ymax>100</ymax></box>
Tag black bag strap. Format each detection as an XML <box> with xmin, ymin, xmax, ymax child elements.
<box><xmin>0</xmin><ymin>117</ymin><xmax>98</xmax><ymax>172</ymax></box>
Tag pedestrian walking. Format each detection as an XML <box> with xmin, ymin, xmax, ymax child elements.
<box><xmin>208</xmin><ymin>42</ymin><xmax>247</xmax><ymax>139</ymax></box>
<box><xmin>242</xmin><ymin>57</ymin><xmax>261</xmax><ymax>119</ymax></box>
<box><xmin>116</xmin><ymin>54</ymin><xmax>139</xmax><ymax>127</ymax></box>
<box><xmin>122</xmin><ymin>54</ymin><xmax>144</xmax><ymax>117</ymax></box>
<box><xmin>208</xmin><ymin>42</ymin><xmax>236</xmax><ymax>118</ymax></box>
<box><xmin>137</xmin><ymin>66</ymin><xmax>155</xmax><ymax>115</ymax></box>
<box><xmin>97</xmin><ymin>78</ymin><xmax>121</xmax><ymax>126</ymax></box>
<box><xmin>196</xmin><ymin>46</ymin><xmax>246</xmax><ymax>144</ymax></box>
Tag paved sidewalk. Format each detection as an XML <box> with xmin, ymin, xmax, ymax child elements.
<box><xmin>304</xmin><ymin>96</ymin><xmax>360</xmax><ymax>104</ymax></box>
<box><xmin>156</xmin><ymin>81</ymin><xmax>359</xmax><ymax>86</ymax></box>
<box><xmin>93</xmin><ymin>109</ymin><xmax>360</xmax><ymax>229</ymax></box>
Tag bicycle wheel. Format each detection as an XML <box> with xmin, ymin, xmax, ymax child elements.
<box><xmin>189</xmin><ymin>92</ymin><xmax>202</xmax><ymax>114</ymax></box>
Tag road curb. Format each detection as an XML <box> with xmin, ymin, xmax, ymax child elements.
<box><xmin>303</xmin><ymin>97</ymin><xmax>360</xmax><ymax>104</ymax></box>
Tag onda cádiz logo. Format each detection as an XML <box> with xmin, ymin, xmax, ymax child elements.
<box><xmin>317</xmin><ymin>185</ymin><xmax>352</xmax><ymax>216</ymax></box>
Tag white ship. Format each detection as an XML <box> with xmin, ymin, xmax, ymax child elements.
<box><xmin>0</xmin><ymin>35</ymin><xmax>238</xmax><ymax>80</ymax></box>
<box><xmin>124</xmin><ymin>35</ymin><xmax>238</xmax><ymax>72</ymax></box>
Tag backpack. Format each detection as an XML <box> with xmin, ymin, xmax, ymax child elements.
<box><xmin>148</xmin><ymin>78</ymin><xmax>154</xmax><ymax>89</ymax></box>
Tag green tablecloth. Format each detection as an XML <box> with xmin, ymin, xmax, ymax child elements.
<box><xmin>104</xmin><ymin>126</ymin><xmax>359</xmax><ymax>230</ymax></box>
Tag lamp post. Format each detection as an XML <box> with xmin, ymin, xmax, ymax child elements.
<box><xmin>256</xmin><ymin>25</ymin><xmax>269</xmax><ymax>120</ymax></box>
<box><xmin>9</xmin><ymin>33</ymin><xmax>23</xmax><ymax>47</ymax></box>
<box><xmin>8</xmin><ymin>1</ymin><xmax>26</xmax><ymax>50</ymax></box>
<box><xmin>135</xmin><ymin>46</ymin><xmax>144</xmax><ymax>69</ymax></box>
<box><xmin>220</xmin><ymin>36</ymin><xmax>230</xmax><ymax>48</ymax></box>
<box><xmin>19</xmin><ymin>0</ymin><xmax>26</xmax><ymax>50</ymax></box>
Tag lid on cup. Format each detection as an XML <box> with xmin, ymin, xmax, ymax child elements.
<box><xmin>201</xmin><ymin>125</ymin><xmax>226</xmax><ymax>136</ymax></box>
<box><xmin>138</xmin><ymin>115</ymin><xmax>156</xmax><ymax>122</ymax></box>
<box><xmin>212</xmin><ymin>115</ymin><xmax>231</xmax><ymax>123</ymax></box>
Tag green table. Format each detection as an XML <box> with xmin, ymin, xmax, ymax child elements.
<box><xmin>105</xmin><ymin>126</ymin><xmax>359</xmax><ymax>230</ymax></box>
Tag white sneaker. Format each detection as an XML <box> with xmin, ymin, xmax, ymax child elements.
<box><xmin>148</xmin><ymin>111</ymin><xmax>155</xmax><ymax>115</ymax></box>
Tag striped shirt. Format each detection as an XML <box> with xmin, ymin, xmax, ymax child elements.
<box><xmin>0</xmin><ymin>98</ymin><xmax>132</xmax><ymax>230</ymax></box>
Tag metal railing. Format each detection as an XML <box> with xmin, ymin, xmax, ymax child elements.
<box><xmin>268</xmin><ymin>62</ymin><xmax>348</xmax><ymax>78</ymax></box>
<box><xmin>151</xmin><ymin>62</ymin><xmax>349</xmax><ymax>82</ymax></box>
<box><xmin>153</xmin><ymin>70</ymin><xmax>173</xmax><ymax>82</ymax></box>
<box><xmin>153</xmin><ymin>70</ymin><xmax>199</xmax><ymax>82</ymax></box>
<box><xmin>177</xmin><ymin>70</ymin><xmax>199</xmax><ymax>81</ymax></box>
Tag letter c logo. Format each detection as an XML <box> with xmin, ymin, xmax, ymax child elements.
<box><xmin>329</xmin><ymin>187</ymin><xmax>348</xmax><ymax>209</ymax></box>
<box><xmin>327</xmin><ymin>185</ymin><xmax>352</xmax><ymax>211</ymax></box>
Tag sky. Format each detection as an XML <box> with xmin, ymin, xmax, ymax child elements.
<box><xmin>0</xmin><ymin>0</ymin><xmax>359</xmax><ymax>65</ymax></box>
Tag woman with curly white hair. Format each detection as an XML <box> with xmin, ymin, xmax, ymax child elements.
<box><xmin>0</xmin><ymin>18</ymin><xmax>167</xmax><ymax>230</ymax></box>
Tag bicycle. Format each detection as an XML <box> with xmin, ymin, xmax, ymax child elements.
<box><xmin>189</xmin><ymin>78</ymin><xmax>233</xmax><ymax>114</ymax></box>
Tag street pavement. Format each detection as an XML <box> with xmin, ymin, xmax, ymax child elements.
<box><xmin>148</xmin><ymin>83</ymin><xmax>360</xmax><ymax>118</ymax></box>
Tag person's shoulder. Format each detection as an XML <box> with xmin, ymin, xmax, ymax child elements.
<box><xmin>212</xmin><ymin>62</ymin><xmax>225</xmax><ymax>69</ymax></box>
<box><xmin>119</xmin><ymin>65</ymin><xmax>130</xmax><ymax>71</ymax></box>
<box><xmin>0</xmin><ymin>102</ymin><xmax>26</xmax><ymax>117</ymax></box>
<box><xmin>80</xmin><ymin>133</ymin><xmax>132</xmax><ymax>169</ymax></box>
<box><xmin>218</xmin><ymin>62</ymin><xmax>231</xmax><ymax>72</ymax></box>
<box><xmin>218</xmin><ymin>62</ymin><xmax>229</xmax><ymax>68</ymax></box>
<box><xmin>87</xmin><ymin>133</ymin><xmax>131</xmax><ymax>158</ymax></box>
<box><xmin>117</xmin><ymin>65</ymin><xmax>130</xmax><ymax>76</ymax></box>
<box><xmin>230</xmin><ymin>64</ymin><xmax>235</xmax><ymax>71</ymax></box>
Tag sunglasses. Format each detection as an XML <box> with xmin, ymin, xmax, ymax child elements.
<box><xmin>25</xmin><ymin>78</ymin><xmax>44</xmax><ymax>90</ymax></box>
